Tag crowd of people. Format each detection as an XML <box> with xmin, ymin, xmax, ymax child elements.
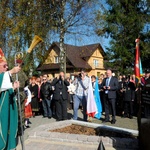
<box><xmin>23</xmin><ymin>68</ymin><xmax>150</xmax><ymax>127</ymax></box>
<box><xmin>0</xmin><ymin>46</ymin><xmax>150</xmax><ymax>149</ymax></box>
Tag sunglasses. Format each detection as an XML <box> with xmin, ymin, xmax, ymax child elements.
<box><xmin>0</xmin><ymin>64</ymin><xmax>8</xmax><ymax>68</ymax></box>
<box><xmin>43</xmin><ymin>79</ymin><xmax>46</xmax><ymax>81</ymax></box>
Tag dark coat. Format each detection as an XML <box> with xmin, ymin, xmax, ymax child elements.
<box><xmin>40</xmin><ymin>82</ymin><xmax>52</xmax><ymax>100</ymax></box>
<box><xmin>29</xmin><ymin>84</ymin><xmax>39</xmax><ymax>111</ymax></box>
<box><xmin>145</xmin><ymin>77</ymin><xmax>150</xmax><ymax>85</ymax></box>
<box><xmin>123</xmin><ymin>81</ymin><xmax>136</xmax><ymax>101</ymax></box>
<box><xmin>29</xmin><ymin>84</ymin><xmax>38</xmax><ymax>99</ymax></box>
<box><xmin>118</xmin><ymin>80</ymin><xmax>124</xmax><ymax>90</ymax></box>
<box><xmin>101</xmin><ymin>76</ymin><xmax>119</xmax><ymax>99</ymax></box>
<box><xmin>51</xmin><ymin>78</ymin><xmax>70</xmax><ymax>100</ymax></box>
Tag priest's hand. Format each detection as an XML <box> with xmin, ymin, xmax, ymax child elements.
<box><xmin>9</xmin><ymin>66</ymin><xmax>21</xmax><ymax>75</ymax></box>
<box><xmin>13</xmin><ymin>81</ymin><xmax>20</xmax><ymax>90</ymax></box>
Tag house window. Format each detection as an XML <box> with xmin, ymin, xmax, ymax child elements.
<box><xmin>93</xmin><ymin>59</ymin><xmax>99</xmax><ymax>67</ymax></box>
<box><xmin>55</xmin><ymin>56</ymin><xmax>59</xmax><ymax>63</ymax></box>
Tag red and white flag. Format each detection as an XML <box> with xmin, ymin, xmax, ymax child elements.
<box><xmin>87</xmin><ymin>77</ymin><xmax>97</xmax><ymax>117</ymax></box>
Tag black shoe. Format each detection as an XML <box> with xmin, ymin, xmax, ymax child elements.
<box><xmin>121</xmin><ymin>114</ymin><xmax>125</xmax><ymax>118</ymax></box>
<box><xmin>111</xmin><ymin>119</ymin><xmax>116</xmax><ymax>124</ymax></box>
<box><xmin>43</xmin><ymin>116</ymin><xmax>47</xmax><ymax>118</ymax></box>
<box><xmin>28</xmin><ymin>120</ymin><xmax>32</xmax><ymax>124</ymax></box>
<box><xmin>56</xmin><ymin>119</ymin><xmax>62</xmax><ymax>121</ymax></box>
<box><xmin>25</xmin><ymin>125</ymin><xmax>30</xmax><ymax>128</ymax></box>
<box><xmin>48</xmin><ymin>116</ymin><xmax>51</xmax><ymax>119</ymax></box>
<box><xmin>129</xmin><ymin>115</ymin><xmax>133</xmax><ymax>119</ymax></box>
<box><xmin>102</xmin><ymin>119</ymin><xmax>110</xmax><ymax>123</ymax></box>
<box><xmin>121</xmin><ymin>114</ymin><xmax>128</xmax><ymax>118</ymax></box>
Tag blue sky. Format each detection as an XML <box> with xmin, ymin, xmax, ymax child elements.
<box><xmin>65</xmin><ymin>32</ymin><xmax>111</xmax><ymax>52</ymax></box>
<box><xmin>64</xmin><ymin>0</ymin><xmax>111</xmax><ymax>52</ymax></box>
<box><xmin>49</xmin><ymin>27</ymin><xmax>111</xmax><ymax>52</ymax></box>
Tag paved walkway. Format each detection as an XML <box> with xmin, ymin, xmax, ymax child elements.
<box><xmin>17</xmin><ymin>139</ymin><xmax>117</xmax><ymax>150</ymax></box>
<box><xmin>16</xmin><ymin>109</ymin><xmax>138</xmax><ymax>150</ymax></box>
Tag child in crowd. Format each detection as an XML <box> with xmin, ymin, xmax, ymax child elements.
<box><xmin>24</xmin><ymin>80</ymin><xmax>32</xmax><ymax>128</ymax></box>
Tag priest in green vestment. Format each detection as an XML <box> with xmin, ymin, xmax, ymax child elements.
<box><xmin>0</xmin><ymin>48</ymin><xmax>21</xmax><ymax>150</ymax></box>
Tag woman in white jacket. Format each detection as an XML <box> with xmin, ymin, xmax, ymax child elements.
<box><xmin>24</xmin><ymin>80</ymin><xmax>32</xmax><ymax>128</ymax></box>
<box><xmin>67</xmin><ymin>78</ymin><xmax>76</xmax><ymax>110</ymax></box>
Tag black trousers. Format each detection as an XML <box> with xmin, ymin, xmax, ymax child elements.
<box><xmin>104</xmin><ymin>94</ymin><xmax>116</xmax><ymax>120</ymax></box>
<box><xmin>124</xmin><ymin>101</ymin><xmax>133</xmax><ymax>116</ymax></box>
<box><xmin>68</xmin><ymin>94</ymin><xmax>74</xmax><ymax>109</ymax></box>
<box><xmin>55</xmin><ymin>95</ymin><xmax>67</xmax><ymax>121</ymax></box>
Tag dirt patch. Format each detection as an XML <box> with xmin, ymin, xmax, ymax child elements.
<box><xmin>50</xmin><ymin>124</ymin><xmax>137</xmax><ymax>138</ymax></box>
<box><xmin>51</xmin><ymin>124</ymin><xmax>96</xmax><ymax>136</ymax></box>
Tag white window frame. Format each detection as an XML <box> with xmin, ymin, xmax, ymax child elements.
<box><xmin>93</xmin><ymin>59</ymin><xmax>99</xmax><ymax>67</ymax></box>
<box><xmin>54</xmin><ymin>56</ymin><xmax>59</xmax><ymax>63</ymax></box>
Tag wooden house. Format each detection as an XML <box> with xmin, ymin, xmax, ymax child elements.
<box><xmin>37</xmin><ymin>42</ymin><xmax>106</xmax><ymax>79</ymax></box>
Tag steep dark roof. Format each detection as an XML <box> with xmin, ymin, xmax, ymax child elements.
<box><xmin>55</xmin><ymin>42</ymin><xmax>104</xmax><ymax>68</ymax></box>
<box><xmin>78</xmin><ymin>43</ymin><xmax>105</xmax><ymax>57</ymax></box>
<box><xmin>54</xmin><ymin>42</ymin><xmax>105</xmax><ymax>57</ymax></box>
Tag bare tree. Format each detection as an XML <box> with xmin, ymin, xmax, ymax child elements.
<box><xmin>51</xmin><ymin>0</ymin><xmax>98</xmax><ymax>73</ymax></box>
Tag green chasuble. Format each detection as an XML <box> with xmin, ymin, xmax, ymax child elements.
<box><xmin>0</xmin><ymin>73</ymin><xmax>18</xmax><ymax>150</ymax></box>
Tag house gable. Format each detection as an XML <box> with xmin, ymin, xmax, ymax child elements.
<box><xmin>92</xmin><ymin>48</ymin><xmax>103</xmax><ymax>58</ymax></box>
<box><xmin>87</xmin><ymin>47</ymin><xmax>104</xmax><ymax>69</ymax></box>
<box><xmin>44</xmin><ymin>49</ymin><xmax>58</xmax><ymax>64</ymax></box>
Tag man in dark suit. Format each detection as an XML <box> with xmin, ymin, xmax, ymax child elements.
<box><xmin>51</xmin><ymin>71</ymin><xmax>70</xmax><ymax>121</ymax></box>
<box><xmin>122</xmin><ymin>76</ymin><xmax>136</xmax><ymax>119</ymax></box>
<box><xmin>40</xmin><ymin>75</ymin><xmax>52</xmax><ymax>118</ymax></box>
<box><xmin>101</xmin><ymin>69</ymin><xmax>119</xmax><ymax>124</ymax></box>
